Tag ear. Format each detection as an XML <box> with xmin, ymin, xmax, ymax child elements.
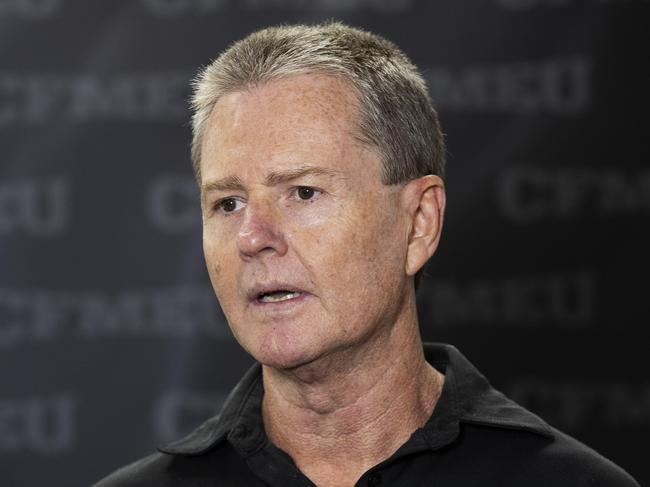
<box><xmin>401</xmin><ymin>175</ymin><xmax>446</xmax><ymax>277</ymax></box>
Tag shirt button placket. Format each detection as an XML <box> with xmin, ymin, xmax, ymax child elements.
<box><xmin>367</xmin><ymin>472</ymin><xmax>382</xmax><ymax>487</ymax></box>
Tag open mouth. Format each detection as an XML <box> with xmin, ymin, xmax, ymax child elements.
<box><xmin>257</xmin><ymin>290</ymin><xmax>303</xmax><ymax>303</ymax></box>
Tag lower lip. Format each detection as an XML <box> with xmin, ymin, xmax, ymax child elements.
<box><xmin>251</xmin><ymin>292</ymin><xmax>312</xmax><ymax>311</ymax></box>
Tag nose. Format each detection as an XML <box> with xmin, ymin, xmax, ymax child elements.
<box><xmin>236</xmin><ymin>201</ymin><xmax>288</xmax><ymax>259</ymax></box>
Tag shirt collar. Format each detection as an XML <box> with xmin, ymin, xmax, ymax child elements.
<box><xmin>158</xmin><ymin>342</ymin><xmax>553</xmax><ymax>456</ymax></box>
<box><xmin>158</xmin><ymin>362</ymin><xmax>264</xmax><ymax>456</ymax></box>
<box><xmin>419</xmin><ymin>343</ymin><xmax>554</xmax><ymax>450</ymax></box>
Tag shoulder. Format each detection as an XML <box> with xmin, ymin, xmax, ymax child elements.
<box><xmin>459</xmin><ymin>422</ymin><xmax>639</xmax><ymax>486</ymax></box>
<box><xmin>538</xmin><ymin>428</ymin><xmax>640</xmax><ymax>487</ymax></box>
<box><xmin>426</xmin><ymin>343</ymin><xmax>640</xmax><ymax>486</ymax></box>
<box><xmin>92</xmin><ymin>440</ymin><xmax>251</xmax><ymax>486</ymax></box>
<box><xmin>92</xmin><ymin>452</ymin><xmax>175</xmax><ymax>487</ymax></box>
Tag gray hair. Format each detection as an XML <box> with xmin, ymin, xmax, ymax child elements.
<box><xmin>190</xmin><ymin>21</ymin><xmax>446</xmax><ymax>186</ymax></box>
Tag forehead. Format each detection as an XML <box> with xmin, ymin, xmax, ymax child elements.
<box><xmin>200</xmin><ymin>73</ymin><xmax>380</xmax><ymax>181</ymax></box>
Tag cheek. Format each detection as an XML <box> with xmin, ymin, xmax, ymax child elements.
<box><xmin>202</xmin><ymin>232</ymin><xmax>220</xmax><ymax>276</ymax></box>
<box><xmin>295</xmin><ymin>200</ymin><xmax>403</xmax><ymax>290</ymax></box>
<box><xmin>353</xmin><ymin>206</ymin><xmax>404</xmax><ymax>289</ymax></box>
<box><xmin>203</xmin><ymin>230</ymin><xmax>236</xmax><ymax>299</ymax></box>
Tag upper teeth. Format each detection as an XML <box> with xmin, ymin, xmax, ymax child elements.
<box><xmin>260</xmin><ymin>291</ymin><xmax>301</xmax><ymax>303</ymax></box>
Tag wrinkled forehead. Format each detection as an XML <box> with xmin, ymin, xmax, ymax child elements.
<box><xmin>199</xmin><ymin>73</ymin><xmax>380</xmax><ymax>182</ymax></box>
<box><xmin>206</xmin><ymin>73</ymin><xmax>361</xmax><ymax>147</ymax></box>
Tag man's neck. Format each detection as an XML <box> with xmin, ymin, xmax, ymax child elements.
<box><xmin>260</xmin><ymin>307</ymin><xmax>445</xmax><ymax>487</ymax></box>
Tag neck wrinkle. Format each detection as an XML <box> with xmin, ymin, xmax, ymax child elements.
<box><xmin>259</xmin><ymin>298</ymin><xmax>444</xmax><ymax>478</ymax></box>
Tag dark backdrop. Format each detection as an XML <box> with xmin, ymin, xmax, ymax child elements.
<box><xmin>1</xmin><ymin>1</ymin><xmax>648</xmax><ymax>486</ymax></box>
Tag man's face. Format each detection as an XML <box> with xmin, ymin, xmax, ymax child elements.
<box><xmin>200</xmin><ymin>73</ymin><xmax>411</xmax><ymax>369</ymax></box>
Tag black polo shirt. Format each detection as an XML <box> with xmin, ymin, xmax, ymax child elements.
<box><xmin>95</xmin><ymin>343</ymin><xmax>639</xmax><ymax>486</ymax></box>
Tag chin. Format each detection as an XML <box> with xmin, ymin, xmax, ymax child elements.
<box><xmin>256</xmin><ymin>345</ymin><xmax>315</xmax><ymax>370</ymax></box>
<box><xmin>247</xmin><ymin>333</ymin><xmax>324</xmax><ymax>370</ymax></box>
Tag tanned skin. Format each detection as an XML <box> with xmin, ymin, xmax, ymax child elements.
<box><xmin>200</xmin><ymin>73</ymin><xmax>446</xmax><ymax>487</ymax></box>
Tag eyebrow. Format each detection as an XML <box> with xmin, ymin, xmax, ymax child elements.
<box><xmin>200</xmin><ymin>165</ymin><xmax>344</xmax><ymax>200</ymax></box>
<box><xmin>264</xmin><ymin>165</ymin><xmax>343</xmax><ymax>185</ymax></box>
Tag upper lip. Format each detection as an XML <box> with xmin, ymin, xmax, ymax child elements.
<box><xmin>246</xmin><ymin>281</ymin><xmax>309</xmax><ymax>302</ymax></box>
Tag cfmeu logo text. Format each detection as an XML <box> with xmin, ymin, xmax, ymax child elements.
<box><xmin>426</xmin><ymin>58</ymin><xmax>590</xmax><ymax>115</ymax></box>
<box><xmin>0</xmin><ymin>177</ymin><xmax>69</xmax><ymax>237</ymax></box>
<box><xmin>498</xmin><ymin>167</ymin><xmax>650</xmax><ymax>221</ymax></box>
<box><xmin>0</xmin><ymin>394</ymin><xmax>75</xmax><ymax>453</ymax></box>
<box><xmin>141</xmin><ymin>0</ymin><xmax>414</xmax><ymax>16</ymax></box>
<box><xmin>0</xmin><ymin>73</ymin><xmax>188</xmax><ymax>124</ymax></box>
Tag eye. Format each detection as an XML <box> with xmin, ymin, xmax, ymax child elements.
<box><xmin>215</xmin><ymin>197</ymin><xmax>246</xmax><ymax>214</ymax></box>
<box><xmin>295</xmin><ymin>186</ymin><xmax>320</xmax><ymax>201</ymax></box>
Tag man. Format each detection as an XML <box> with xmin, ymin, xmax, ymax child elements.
<box><xmin>96</xmin><ymin>22</ymin><xmax>639</xmax><ymax>486</ymax></box>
